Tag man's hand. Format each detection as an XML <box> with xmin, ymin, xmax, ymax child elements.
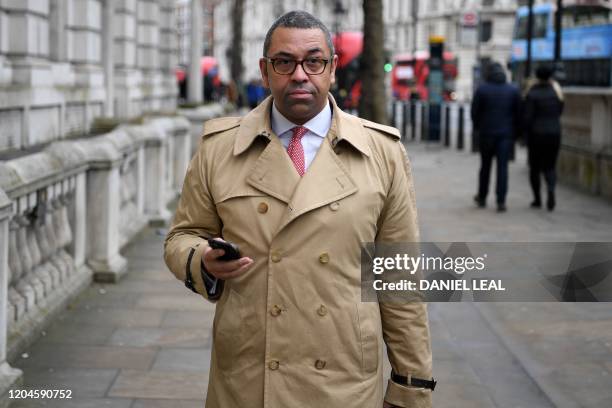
<box><xmin>383</xmin><ymin>402</ymin><xmax>399</xmax><ymax>408</ymax></box>
<box><xmin>203</xmin><ymin>240</ymin><xmax>254</xmax><ymax>280</ymax></box>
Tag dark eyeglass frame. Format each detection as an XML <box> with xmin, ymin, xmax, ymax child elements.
<box><xmin>265</xmin><ymin>57</ymin><xmax>330</xmax><ymax>75</ymax></box>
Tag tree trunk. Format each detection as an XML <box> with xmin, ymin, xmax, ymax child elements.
<box><xmin>358</xmin><ymin>0</ymin><xmax>388</xmax><ymax>125</ymax></box>
<box><xmin>230</xmin><ymin>0</ymin><xmax>245</xmax><ymax>106</ymax></box>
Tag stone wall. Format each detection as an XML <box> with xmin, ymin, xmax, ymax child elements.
<box><xmin>0</xmin><ymin>0</ymin><xmax>179</xmax><ymax>156</ymax></box>
<box><xmin>558</xmin><ymin>88</ymin><xmax>612</xmax><ymax>200</ymax></box>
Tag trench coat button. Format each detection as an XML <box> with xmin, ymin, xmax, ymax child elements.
<box><xmin>271</xmin><ymin>252</ymin><xmax>282</xmax><ymax>263</ymax></box>
<box><xmin>314</xmin><ymin>359</ymin><xmax>326</xmax><ymax>370</ymax></box>
<box><xmin>257</xmin><ymin>202</ymin><xmax>269</xmax><ymax>213</ymax></box>
<box><xmin>318</xmin><ymin>252</ymin><xmax>330</xmax><ymax>264</ymax></box>
<box><xmin>317</xmin><ymin>305</ymin><xmax>327</xmax><ymax>316</ymax></box>
<box><xmin>269</xmin><ymin>360</ymin><xmax>280</xmax><ymax>370</ymax></box>
<box><xmin>270</xmin><ymin>305</ymin><xmax>282</xmax><ymax>317</ymax></box>
<box><xmin>330</xmin><ymin>202</ymin><xmax>340</xmax><ymax>211</ymax></box>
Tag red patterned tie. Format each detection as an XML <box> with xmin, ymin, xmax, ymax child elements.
<box><xmin>287</xmin><ymin>126</ymin><xmax>307</xmax><ymax>176</ymax></box>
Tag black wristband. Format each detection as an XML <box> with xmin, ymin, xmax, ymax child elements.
<box><xmin>391</xmin><ymin>371</ymin><xmax>437</xmax><ymax>391</ymax></box>
<box><xmin>184</xmin><ymin>247</ymin><xmax>198</xmax><ymax>294</ymax></box>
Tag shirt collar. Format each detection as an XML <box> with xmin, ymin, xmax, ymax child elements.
<box><xmin>271</xmin><ymin>99</ymin><xmax>331</xmax><ymax>138</ymax></box>
<box><xmin>233</xmin><ymin>95</ymin><xmax>371</xmax><ymax>157</ymax></box>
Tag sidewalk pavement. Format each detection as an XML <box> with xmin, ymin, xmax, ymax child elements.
<box><xmin>8</xmin><ymin>142</ymin><xmax>612</xmax><ymax>408</ymax></box>
<box><xmin>410</xmin><ymin>142</ymin><xmax>612</xmax><ymax>408</ymax></box>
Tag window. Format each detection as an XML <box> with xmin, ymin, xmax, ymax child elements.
<box><xmin>565</xmin><ymin>6</ymin><xmax>612</xmax><ymax>28</ymax></box>
<box><xmin>49</xmin><ymin>0</ymin><xmax>67</xmax><ymax>61</ymax></box>
<box><xmin>514</xmin><ymin>13</ymin><xmax>549</xmax><ymax>39</ymax></box>
<box><xmin>483</xmin><ymin>0</ymin><xmax>495</xmax><ymax>6</ymax></box>
<box><xmin>480</xmin><ymin>21</ymin><xmax>493</xmax><ymax>42</ymax></box>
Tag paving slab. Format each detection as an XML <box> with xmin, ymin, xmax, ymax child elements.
<box><xmin>107</xmin><ymin>370</ymin><xmax>208</xmax><ymax>400</ymax></box>
<box><xmin>108</xmin><ymin>327</ymin><xmax>210</xmax><ymax>349</ymax></box>
<box><xmin>14</xmin><ymin>368</ymin><xmax>119</xmax><ymax>399</ymax></box>
<box><xmin>131</xmin><ymin>399</ymin><xmax>203</xmax><ymax>408</ymax></box>
<box><xmin>10</xmin><ymin>399</ymin><xmax>133</xmax><ymax>408</ymax></box>
<box><xmin>150</xmin><ymin>348</ymin><xmax>211</xmax><ymax>373</ymax></box>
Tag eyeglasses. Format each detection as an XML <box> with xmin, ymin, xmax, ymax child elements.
<box><xmin>265</xmin><ymin>57</ymin><xmax>330</xmax><ymax>75</ymax></box>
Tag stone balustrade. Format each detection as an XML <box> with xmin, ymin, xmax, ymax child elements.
<box><xmin>179</xmin><ymin>103</ymin><xmax>231</xmax><ymax>156</ymax></box>
<box><xmin>0</xmin><ymin>103</ymin><xmax>225</xmax><ymax>404</ymax></box>
<box><xmin>0</xmin><ymin>149</ymin><xmax>89</xmax><ymax>400</ymax></box>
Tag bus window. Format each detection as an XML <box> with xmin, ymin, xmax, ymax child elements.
<box><xmin>514</xmin><ymin>13</ymin><xmax>549</xmax><ymax>39</ymax></box>
<box><xmin>590</xmin><ymin>8</ymin><xmax>611</xmax><ymax>26</ymax></box>
<box><xmin>569</xmin><ymin>6</ymin><xmax>612</xmax><ymax>27</ymax></box>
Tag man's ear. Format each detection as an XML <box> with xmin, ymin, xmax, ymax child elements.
<box><xmin>330</xmin><ymin>54</ymin><xmax>339</xmax><ymax>85</ymax></box>
<box><xmin>259</xmin><ymin>58</ymin><xmax>270</xmax><ymax>88</ymax></box>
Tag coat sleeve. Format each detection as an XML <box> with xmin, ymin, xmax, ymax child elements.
<box><xmin>164</xmin><ymin>141</ymin><xmax>223</xmax><ymax>302</ymax></box>
<box><xmin>377</xmin><ymin>142</ymin><xmax>433</xmax><ymax>408</ymax></box>
<box><xmin>523</xmin><ymin>91</ymin><xmax>535</xmax><ymax>136</ymax></box>
<box><xmin>471</xmin><ymin>88</ymin><xmax>481</xmax><ymax>131</ymax></box>
<box><xmin>513</xmin><ymin>88</ymin><xmax>523</xmax><ymax>141</ymax></box>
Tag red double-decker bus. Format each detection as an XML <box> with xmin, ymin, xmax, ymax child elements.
<box><xmin>391</xmin><ymin>51</ymin><xmax>459</xmax><ymax>101</ymax></box>
<box><xmin>332</xmin><ymin>31</ymin><xmax>363</xmax><ymax>110</ymax></box>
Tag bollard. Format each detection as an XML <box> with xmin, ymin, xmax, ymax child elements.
<box><xmin>421</xmin><ymin>103</ymin><xmax>428</xmax><ymax>142</ymax></box>
<box><xmin>402</xmin><ymin>101</ymin><xmax>409</xmax><ymax>138</ymax></box>
<box><xmin>428</xmin><ymin>104</ymin><xmax>441</xmax><ymax>142</ymax></box>
<box><xmin>458</xmin><ymin>105</ymin><xmax>464</xmax><ymax>150</ymax></box>
<box><xmin>444</xmin><ymin>104</ymin><xmax>451</xmax><ymax>147</ymax></box>
<box><xmin>410</xmin><ymin>102</ymin><xmax>416</xmax><ymax>140</ymax></box>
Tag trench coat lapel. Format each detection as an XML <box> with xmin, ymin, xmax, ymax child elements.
<box><xmin>277</xmin><ymin>124</ymin><xmax>358</xmax><ymax>233</ymax></box>
<box><xmin>236</xmin><ymin>96</ymin><xmax>300</xmax><ymax>204</ymax></box>
<box><xmin>245</xmin><ymin>136</ymin><xmax>301</xmax><ymax>204</ymax></box>
<box><xmin>239</xmin><ymin>95</ymin><xmax>368</xmax><ymax>232</ymax></box>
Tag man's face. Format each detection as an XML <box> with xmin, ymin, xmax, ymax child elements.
<box><xmin>259</xmin><ymin>27</ymin><xmax>338</xmax><ymax>125</ymax></box>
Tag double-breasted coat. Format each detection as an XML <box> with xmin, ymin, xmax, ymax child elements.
<box><xmin>164</xmin><ymin>96</ymin><xmax>432</xmax><ymax>408</ymax></box>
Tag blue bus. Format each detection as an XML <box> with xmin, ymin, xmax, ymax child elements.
<box><xmin>509</xmin><ymin>1</ymin><xmax>612</xmax><ymax>87</ymax></box>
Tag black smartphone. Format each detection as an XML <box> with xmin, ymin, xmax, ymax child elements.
<box><xmin>207</xmin><ymin>238</ymin><xmax>241</xmax><ymax>261</ymax></box>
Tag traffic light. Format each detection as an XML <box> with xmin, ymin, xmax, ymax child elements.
<box><xmin>383</xmin><ymin>50</ymin><xmax>392</xmax><ymax>73</ymax></box>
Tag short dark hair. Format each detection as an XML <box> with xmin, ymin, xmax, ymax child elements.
<box><xmin>263</xmin><ymin>11</ymin><xmax>334</xmax><ymax>58</ymax></box>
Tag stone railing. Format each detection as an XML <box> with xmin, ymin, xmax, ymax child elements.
<box><xmin>179</xmin><ymin>103</ymin><xmax>232</xmax><ymax>156</ymax></box>
<box><xmin>0</xmin><ymin>103</ymin><xmax>227</xmax><ymax>405</ymax></box>
<box><xmin>0</xmin><ymin>149</ymin><xmax>90</xmax><ymax>402</ymax></box>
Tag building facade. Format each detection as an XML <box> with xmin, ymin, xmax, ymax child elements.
<box><xmin>0</xmin><ymin>0</ymin><xmax>179</xmax><ymax>157</ymax></box>
<box><xmin>176</xmin><ymin>0</ymin><xmax>218</xmax><ymax>67</ymax></box>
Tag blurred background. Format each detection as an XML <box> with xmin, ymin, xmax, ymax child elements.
<box><xmin>0</xmin><ymin>1</ymin><xmax>611</xmax><ymax>407</ymax></box>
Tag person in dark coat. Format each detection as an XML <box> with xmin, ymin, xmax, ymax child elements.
<box><xmin>471</xmin><ymin>62</ymin><xmax>522</xmax><ymax>212</ymax></box>
<box><xmin>524</xmin><ymin>65</ymin><xmax>564</xmax><ymax>211</ymax></box>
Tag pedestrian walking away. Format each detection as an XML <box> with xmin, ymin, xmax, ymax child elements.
<box><xmin>524</xmin><ymin>64</ymin><xmax>564</xmax><ymax>211</ymax></box>
<box><xmin>164</xmin><ymin>10</ymin><xmax>434</xmax><ymax>408</ymax></box>
<box><xmin>471</xmin><ymin>62</ymin><xmax>522</xmax><ymax>212</ymax></box>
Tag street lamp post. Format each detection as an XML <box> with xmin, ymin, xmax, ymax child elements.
<box><xmin>412</xmin><ymin>0</ymin><xmax>419</xmax><ymax>54</ymax></box>
<box><xmin>188</xmin><ymin>0</ymin><xmax>203</xmax><ymax>104</ymax></box>
<box><xmin>554</xmin><ymin>0</ymin><xmax>565</xmax><ymax>80</ymax></box>
<box><xmin>525</xmin><ymin>0</ymin><xmax>534</xmax><ymax>80</ymax></box>
<box><xmin>332</xmin><ymin>0</ymin><xmax>346</xmax><ymax>106</ymax></box>
<box><xmin>333</xmin><ymin>1</ymin><xmax>346</xmax><ymax>41</ymax></box>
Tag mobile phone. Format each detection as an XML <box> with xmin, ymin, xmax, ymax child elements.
<box><xmin>207</xmin><ymin>238</ymin><xmax>241</xmax><ymax>261</ymax></box>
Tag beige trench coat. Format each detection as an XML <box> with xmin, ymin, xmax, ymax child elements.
<box><xmin>164</xmin><ymin>96</ymin><xmax>432</xmax><ymax>408</ymax></box>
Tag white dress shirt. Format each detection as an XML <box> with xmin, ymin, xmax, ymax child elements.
<box><xmin>271</xmin><ymin>100</ymin><xmax>332</xmax><ymax>171</ymax></box>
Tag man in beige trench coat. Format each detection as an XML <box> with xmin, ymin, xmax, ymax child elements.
<box><xmin>165</xmin><ymin>10</ymin><xmax>434</xmax><ymax>408</ymax></box>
